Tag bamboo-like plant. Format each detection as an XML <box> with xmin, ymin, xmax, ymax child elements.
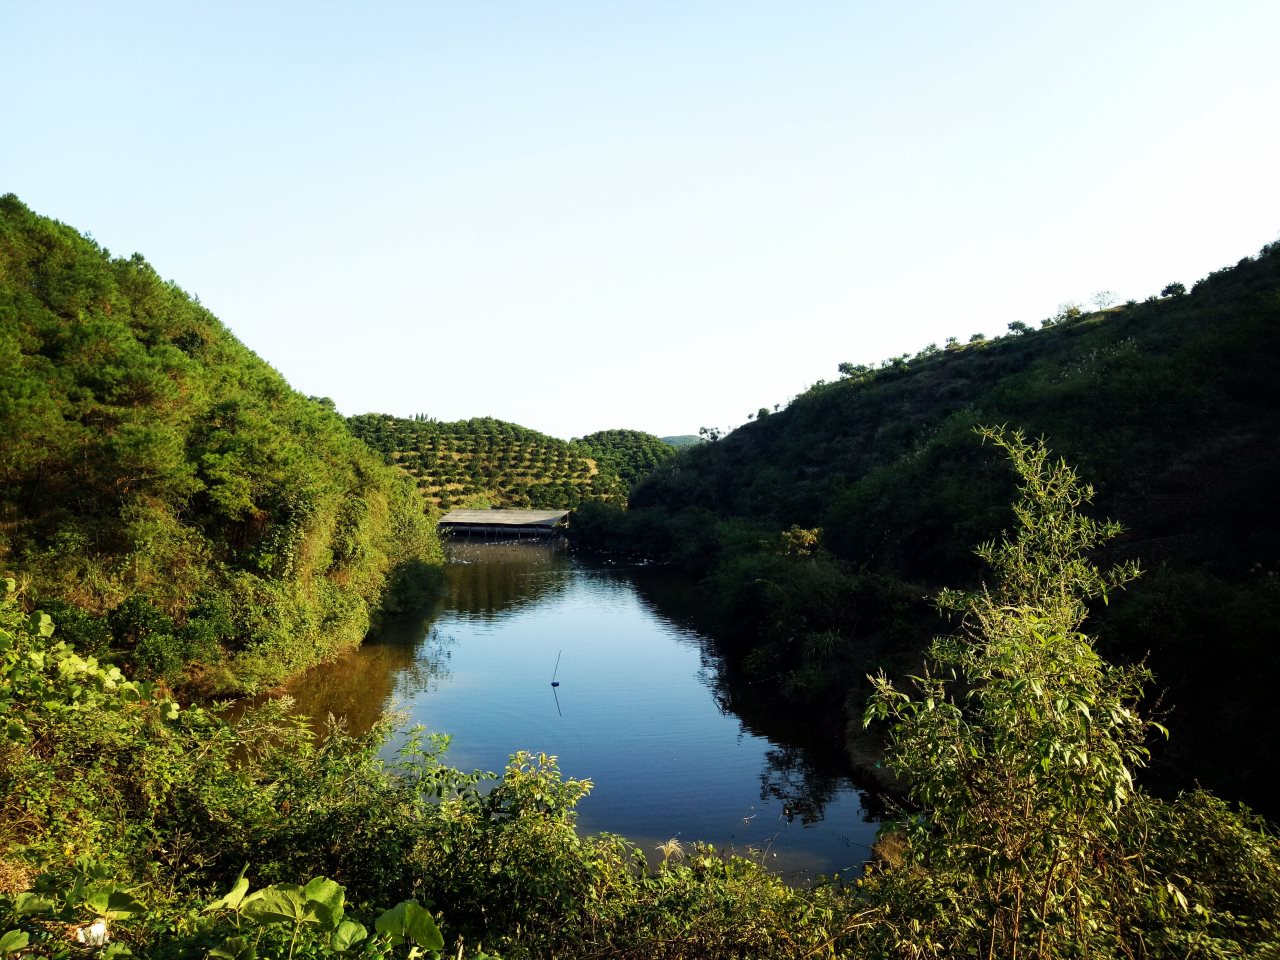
<box><xmin>865</xmin><ymin>426</ymin><xmax>1155</xmax><ymax>958</ymax></box>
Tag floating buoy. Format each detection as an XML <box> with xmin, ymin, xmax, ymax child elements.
<box><xmin>551</xmin><ymin>649</ymin><xmax>562</xmax><ymax>687</ymax></box>
<box><xmin>547</xmin><ymin>655</ymin><xmax>563</xmax><ymax>716</ymax></box>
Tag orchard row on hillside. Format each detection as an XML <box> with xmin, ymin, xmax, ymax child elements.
<box><xmin>348</xmin><ymin>415</ymin><xmax>673</xmax><ymax>510</ymax></box>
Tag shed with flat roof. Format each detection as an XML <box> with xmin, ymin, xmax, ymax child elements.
<box><xmin>438</xmin><ymin>508</ymin><xmax>570</xmax><ymax>538</ymax></box>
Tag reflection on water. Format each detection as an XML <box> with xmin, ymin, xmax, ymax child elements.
<box><xmin>272</xmin><ymin>539</ymin><xmax>879</xmax><ymax>880</ymax></box>
<box><xmin>281</xmin><ymin>540</ymin><xmax>567</xmax><ymax>726</ymax></box>
<box><xmin>627</xmin><ymin>566</ymin><xmax>888</xmax><ymax>830</ymax></box>
<box><xmin>275</xmin><ymin>605</ymin><xmax>450</xmax><ymax>734</ymax></box>
<box><xmin>443</xmin><ymin>540</ymin><xmax>572</xmax><ymax>619</ymax></box>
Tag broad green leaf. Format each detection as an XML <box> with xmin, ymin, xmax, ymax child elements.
<box><xmin>303</xmin><ymin>876</ymin><xmax>345</xmax><ymax>923</ymax></box>
<box><xmin>204</xmin><ymin>875</ymin><xmax>251</xmax><ymax>913</ymax></box>
<box><xmin>86</xmin><ymin>886</ymin><xmax>143</xmax><ymax>920</ymax></box>
<box><xmin>240</xmin><ymin>885</ymin><xmax>312</xmax><ymax>926</ymax></box>
<box><xmin>12</xmin><ymin>893</ymin><xmax>54</xmax><ymax>917</ymax></box>
<box><xmin>209</xmin><ymin>936</ymin><xmax>257</xmax><ymax>960</ymax></box>
<box><xmin>0</xmin><ymin>930</ymin><xmax>29</xmax><ymax>955</ymax></box>
<box><xmin>374</xmin><ymin>900</ymin><xmax>444</xmax><ymax>951</ymax></box>
<box><xmin>310</xmin><ymin>901</ymin><xmax>341</xmax><ymax>931</ymax></box>
<box><xmin>330</xmin><ymin>919</ymin><xmax>368</xmax><ymax>953</ymax></box>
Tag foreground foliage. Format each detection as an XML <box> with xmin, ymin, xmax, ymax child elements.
<box><xmin>0</xmin><ymin>577</ymin><xmax>863</xmax><ymax>958</ymax></box>
<box><xmin>0</xmin><ymin>196</ymin><xmax>444</xmax><ymax>693</ymax></box>
<box><xmin>4</xmin><ymin>433</ymin><xmax>1279</xmax><ymax>958</ymax></box>
<box><xmin>858</xmin><ymin>429</ymin><xmax>1279</xmax><ymax>958</ymax></box>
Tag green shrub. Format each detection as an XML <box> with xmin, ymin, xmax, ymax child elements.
<box><xmin>861</xmin><ymin>428</ymin><xmax>1280</xmax><ymax>958</ymax></box>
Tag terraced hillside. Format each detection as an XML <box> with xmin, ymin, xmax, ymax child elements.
<box><xmin>347</xmin><ymin>414</ymin><xmax>625</xmax><ymax>510</ymax></box>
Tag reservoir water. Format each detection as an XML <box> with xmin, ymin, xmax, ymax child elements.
<box><xmin>275</xmin><ymin>540</ymin><xmax>880</xmax><ymax>881</ymax></box>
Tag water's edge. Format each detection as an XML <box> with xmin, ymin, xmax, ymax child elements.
<box><xmin>270</xmin><ymin>539</ymin><xmax>881</xmax><ymax>881</ymax></box>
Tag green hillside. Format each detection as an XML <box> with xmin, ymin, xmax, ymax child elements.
<box><xmin>0</xmin><ymin>195</ymin><xmax>443</xmax><ymax>693</ymax></box>
<box><xmin>661</xmin><ymin>434</ymin><xmax>704</xmax><ymax>448</ymax></box>
<box><xmin>575</xmin><ymin>428</ymin><xmax>676</xmax><ymax>488</ymax></box>
<box><xmin>576</xmin><ymin>240</ymin><xmax>1280</xmax><ymax>815</ymax></box>
<box><xmin>347</xmin><ymin>414</ymin><xmax>625</xmax><ymax>510</ymax></box>
<box><xmin>2</xmin><ymin>197</ymin><xmax>1278</xmax><ymax>960</ymax></box>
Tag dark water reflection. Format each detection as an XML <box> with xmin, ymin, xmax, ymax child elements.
<box><xmin>272</xmin><ymin>540</ymin><xmax>880</xmax><ymax>880</ymax></box>
<box><xmin>444</xmin><ymin>541</ymin><xmax>573</xmax><ymax>618</ymax></box>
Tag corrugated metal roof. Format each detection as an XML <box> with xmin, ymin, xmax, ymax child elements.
<box><xmin>438</xmin><ymin>509</ymin><xmax>570</xmax><ymax>527</ymax></box>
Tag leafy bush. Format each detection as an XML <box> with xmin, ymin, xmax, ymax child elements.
<box><xmin>860</xmin><ymin>429</ymin><xmax>1280</xmax><ymax>958</ymax></box>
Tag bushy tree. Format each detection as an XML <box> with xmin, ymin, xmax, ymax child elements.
<box><xmin>865</xmin><ymin>435</ymin><xmax>1146</xmax><ymax>957</ymax></box>
<box><xmin>861</xmin><ymin>427</ymin><xmax>1270</xmax><ymax>957</ymax></box>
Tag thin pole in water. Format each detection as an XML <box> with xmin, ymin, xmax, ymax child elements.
<box><xmin>551</xmin><ymin>649</ymin><xmax>561</xmax><ymax>687</ymax></box>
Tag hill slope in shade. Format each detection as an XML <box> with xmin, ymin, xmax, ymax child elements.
<box><xmin>586</xmin><ymin>240</ymin><xmax>1280</xmax><ymax>815</ymax></box>
<box><xmin>0</xmin><ymin>195</ymin><xmax>443</xmax><ymax>693</ymax></box>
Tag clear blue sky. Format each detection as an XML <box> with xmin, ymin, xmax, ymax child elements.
<box><xmin>7</xmin><ymin>1</ymin><xmax>1278</xmax><ymax>439</ymax></box>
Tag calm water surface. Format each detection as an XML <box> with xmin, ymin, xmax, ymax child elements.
<box><xmin>278</xmin><ymin>540</ymin><xmax>880</xmax><ymax>881</ymax></box>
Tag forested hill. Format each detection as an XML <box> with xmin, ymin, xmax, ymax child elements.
<box><xmin>0</xmin><ymin>195</ymin><xmax>443</xmax><ymax>693</ymax></box>
<box><xmin>347</xmin><ymin>413</ymin><xmax>628</xmax><ymax>509</ymax></box>
<box><xmin>660</xmin><ymin>434</ymin><xmax>703</xmax><ymax>448</ymax></box>
<box><xmin>575</xmin><ymin>429</ymin><xmax>676</xmax><ymax>488</ymax></box>
<box><xmin>585</xmin><ymin>239</ymin><xmax>1280</xmax><ymax>815</ymax></box>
